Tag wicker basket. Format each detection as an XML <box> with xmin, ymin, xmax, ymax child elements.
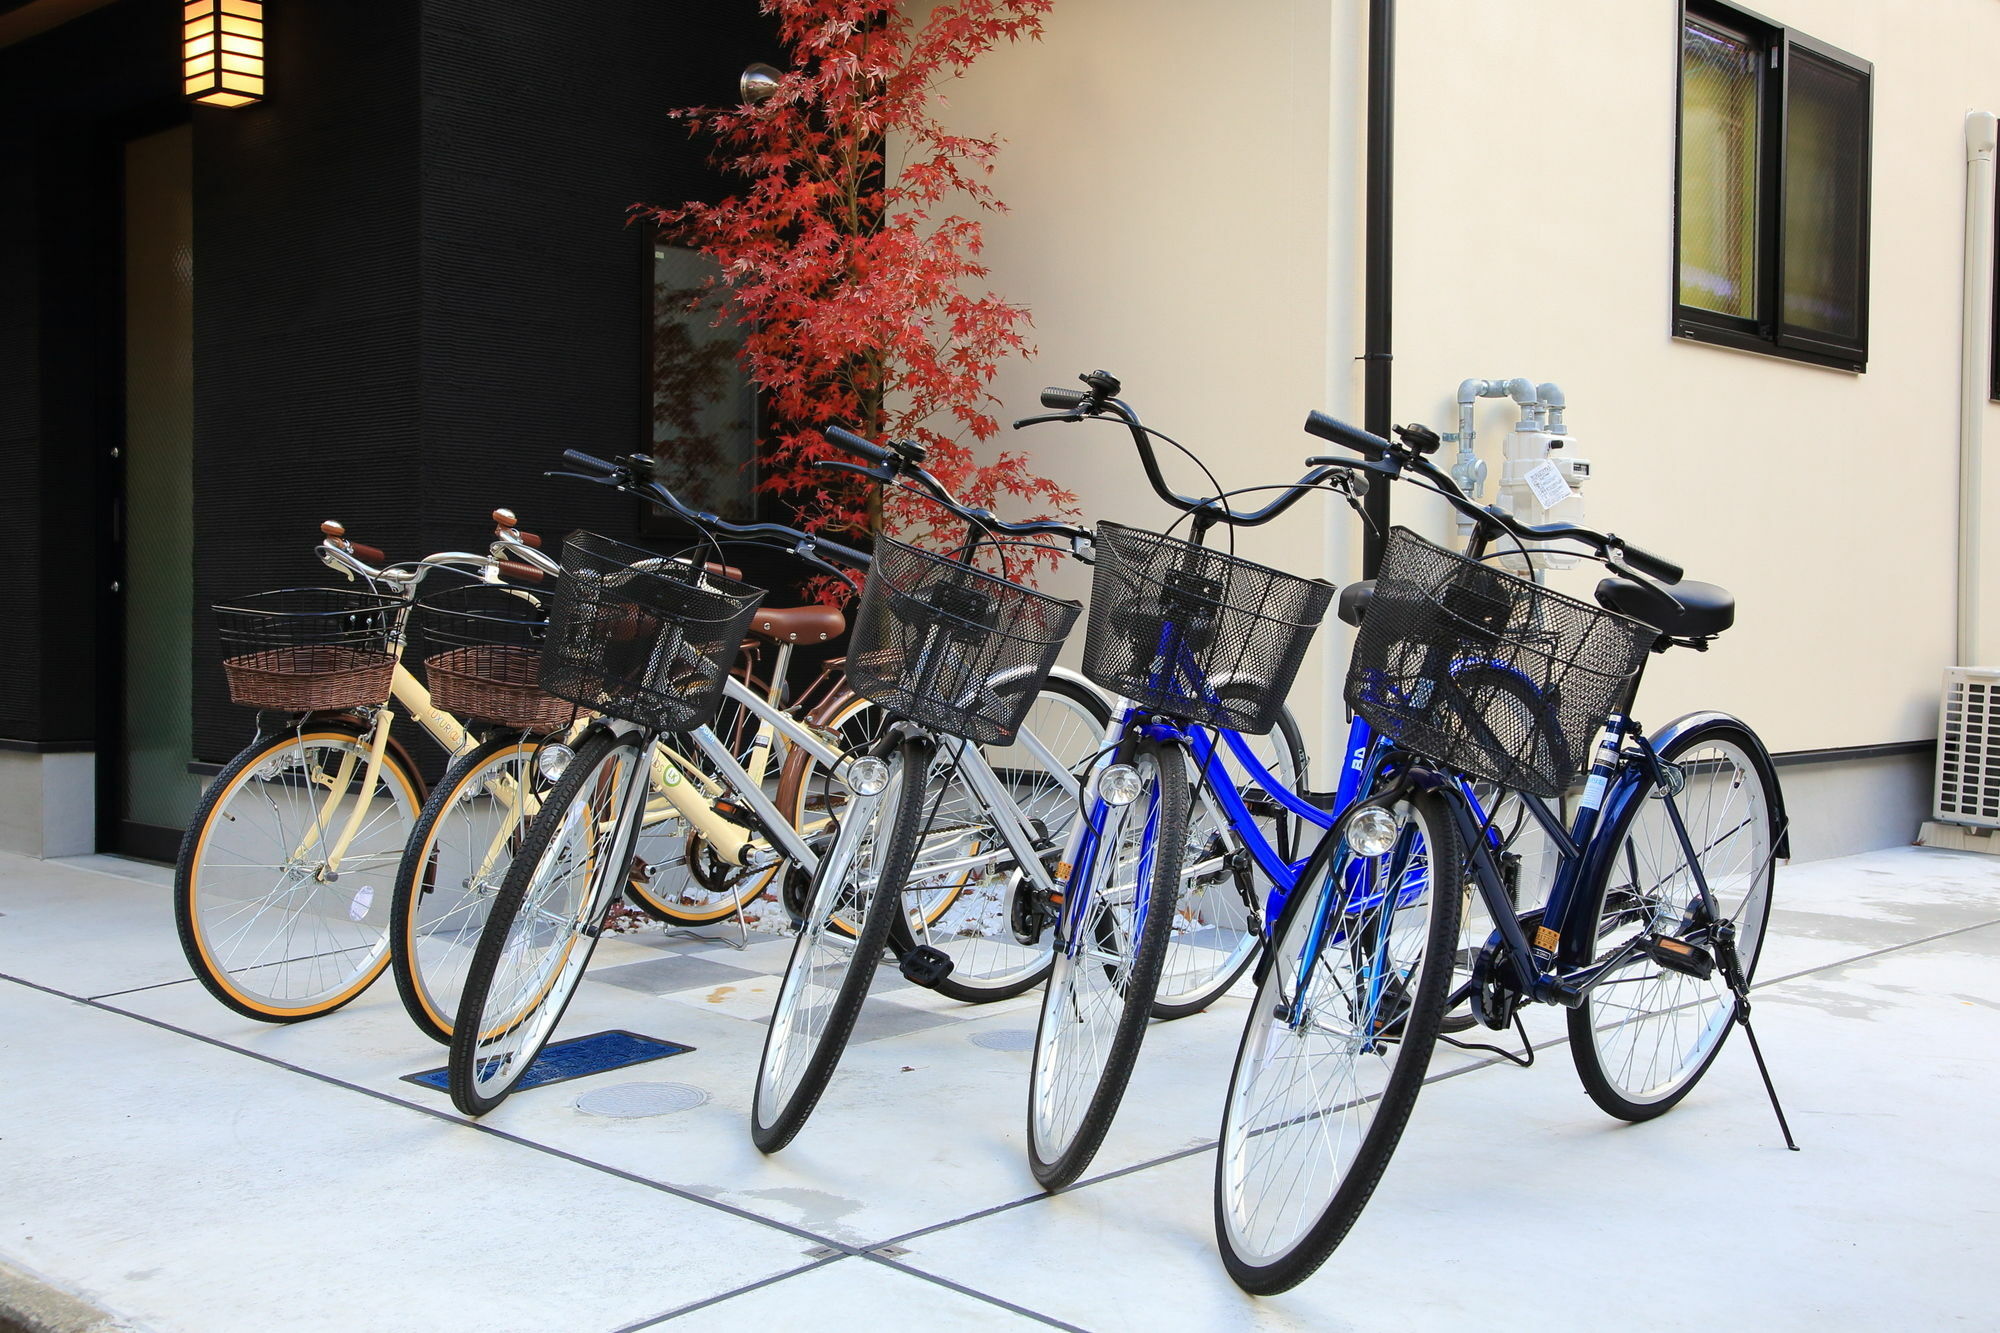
<box><xmin>215</xmin><ymin>588</ymin><xmax>403</xmax><ymax>712</ymax></box>
<box><xmin>417</xmin><ymin>584</ymin><xmax>575</xmax><ymax>732</ymax></box>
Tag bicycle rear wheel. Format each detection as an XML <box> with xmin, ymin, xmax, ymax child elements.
<box><xmin>1154</xmin><ymin>705</ymin><xmax>1306</xmax><ymax>1019</ymax></box>
<box><xmin>751</xmin><ymin>735</ymin><xmax>927</xmax><ymax>1153</ymax></box>
<box><xmin>391</xmin><ymin>733</ymin><xmax>543</xmax><ymax>1044</ymax></box>
<box><xmin>175</xmin><ymin>723</ymin><xmax>421</xmax><ymax>1021</ymax></box>
<box><xmin>1026</xmin><ymin>738</ymin><xmax>1187</xmax><ymax>1190</ymax></box>
<box><xmin>1214</xmin><ymin>787</ymin><xmax>1462</xmax><ymax>1294</ymax></box>
<box><xmin>448</xmin><ymin>727</ymin><xmax>645</xmax><ymax>1116</ymax></box>
<box><xmin>892</xmin><ymin>675</ymin><xmax>1111</xmax><ymax>1003</ymax></box>
<box><xmin>1568</xmin><ymin>717</ymin><xmax>1779</xmax><ymax>1120</ymax></box>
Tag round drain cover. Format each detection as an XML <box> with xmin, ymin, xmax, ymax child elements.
<box><xmin>575</xmin><ymin>1081</ymin><xmax>708</xmax><ymax>1118</ymax></box>
<box><xmin>970</xmin><ymin>1028</ymin><xmax>1036</xmax><ymax>1052</ymax></box>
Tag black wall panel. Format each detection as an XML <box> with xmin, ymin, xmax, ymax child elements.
<box><xmin>0</xmin><ymin>0</ymin><xmax>179</xmax><ymax>746</ymax></box>
<box><xmin>190</xmin><ymin>0</ymin><xmax>423</xmax><ymax>762</ymax></box>
<box><xmin>5</xmin><ymin>1</ymin><xmax>794</xmax><ymax>766</ymax></box>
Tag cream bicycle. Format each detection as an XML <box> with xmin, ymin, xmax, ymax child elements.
<box><xmin>175</xmin><ymin>513</ymin><xmax>864</xmax><ymax>1030</ymax></box>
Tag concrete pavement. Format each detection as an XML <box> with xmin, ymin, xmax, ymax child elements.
<box><xmin>1</xmin><ymin>844</ymin><xmax>1996</xmax><ymax>1331</ymax></box>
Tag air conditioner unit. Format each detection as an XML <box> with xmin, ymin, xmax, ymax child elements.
<box><xmin>1936</xmin><ymin>666</ymin><xmax>2000</xmax><ymax>828</ymax></box>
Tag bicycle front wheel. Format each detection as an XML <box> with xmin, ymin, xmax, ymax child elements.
<box><xmin>391</xmin><ymin>733</ymin><xmax>544</xmax><ymax>1044</ymax></box>
<box><xmin>1214</xmin><ymin>787</ymin><xmax>1462</xmax><ymax>1294</ymax></box>
<box><xmin>448</xmin><ymin>727</ymin><xmax>645</xmax><ymax>1116</ymax></box>
<box><xmin>175</xmin><ymin>723</ymin><xmax>421</xmax><ymax>1021</ymax></box>
<box><xmin>1026</xmin><ymin>738</ymin><xmax>1187</xmax><ymax>1191</ymax></box>
<box><xmin>1568</xmin><ymin>716</ymin><xmax>1779</xmax><ymax>1120</ymax></box>
<box><xmin>751</xmin><ymin>735</ymin><xmax>927</xmax><ymax>1153</ymax></box>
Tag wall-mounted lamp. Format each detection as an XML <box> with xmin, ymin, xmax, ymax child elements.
<box><xmin>184</xmin><ymin>0</ymin><xmax>265</xmax><ymax>107</ymax></box>
<box><xmin>739</xmin><ymin>63</ymin><xmax>782</xmax><ymax>105</ymax></box>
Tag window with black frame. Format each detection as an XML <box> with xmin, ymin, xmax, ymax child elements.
<box><xmin>649</xmin><ymin>243</ymin><xmax>757</xmax><ymax>523</ymax></box>
<box><xmin>1675</xmin><ymin>2</ymin><xmax>1872</xmax><ymax>371</ymax></box>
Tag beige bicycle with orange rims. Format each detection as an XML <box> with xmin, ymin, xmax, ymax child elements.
<box><xmin>174</xmin><ymin>511</ymin><xmax>866</xmax><ymax>1029</ymax></box>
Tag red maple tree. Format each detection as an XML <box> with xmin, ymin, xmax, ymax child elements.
<box><xmin>642</xmin><ymin>0</ymin><xmax>1073</xmax><ymax>594</ymax></box>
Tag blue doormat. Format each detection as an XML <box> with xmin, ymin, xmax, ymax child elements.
<box><xmin>403</xmin><ymin>1030</ymin><xmax>694</xmax><ymax>1095</ymax></box>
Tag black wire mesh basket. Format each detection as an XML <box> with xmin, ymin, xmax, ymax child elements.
<box><xmin>538</xmin><ymin>532</ymin><xmax>764</xmax><ymax>734</ymax></box>
<box><xmin>417</xmin><ymin>582</ymin><xmax>576</xmax><ymax>732</ymax></box>
<box><xmin>844</xmin><ymin>537</ymin><xmax>1082</xmax><ymax>746</ymax></box>
<box><xmin>1344</xmin><ymin>527</ymin><xmax>1656</xmax><ymax>799</ymax></box>
<box><xmin>1082</xmin><ymin>522</ymin><xmax>1335</xmax><ymax>736</ymax></box>
<box><xmin>214</xmin><ymin>587</ymin><xmax>404</xmax><ymax>711</ymax></box>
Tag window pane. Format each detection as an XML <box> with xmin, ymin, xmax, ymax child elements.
<box><xmin>1782</xmin><ymin>49</ymin><xmax>1868</xmax><ymax>343</ymax></box>
<box><xmin>1679</xmin><ymin>19</ymin><xmax>1761</xmax><ymax>319</ymax></box>
<box><xmin>652</xmin><ymin>246</ymin><xmax>757</xmax><ymax>521</ymax></box>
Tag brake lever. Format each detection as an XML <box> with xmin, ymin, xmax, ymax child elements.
<box><xmin>543</xmin><ymin>469</ymin><xmax>626</xmax><ymax>486</ymax></box>
<box><xmin>1009</xmin><ymin>411</ymin><xmax>1087</xmax><ymax>430</ymax></box>
<box><xmin>1604</xmin><ymin>559</ymin><xmax>1687</xmax><ymax>614</ymax></box>
<box><xmin>813</xmin><ymin>459</ymin><xmax>897</xmax><ymax>483</ymax></box>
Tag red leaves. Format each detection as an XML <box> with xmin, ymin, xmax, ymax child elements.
<box><xmin>639</xmin><ymin>0</ymin><xmax>1071</xmax><ymax>601</ymax></box>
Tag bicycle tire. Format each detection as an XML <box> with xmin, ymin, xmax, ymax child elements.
<box><xmin>448</xmin><ymin>726</ymin><xmax>645</xmax><ymax>1116</ymax></box>
<box><xmin>1214</xmin><ymin>786</ymin><xmax>1463</xmax><ymax>1294</ymax></box>
<box><xmin>1153</xmin><ymin>702</ymin><xmax>1307</xmax><ymax>1019</ymax></box>
<box><xmin>1568</xmin><ymin>715</ymin><xmax>1780</xmax><ymax>1121</ymax></box>
<box><xmin>750</xmin><ymin>735</ymin><xmax>928</xmax><ymax>1153</ymax></box>
<box><xmin>1026</xmin><ymin>737</ymin><xmax>1188</xmax><ymax>1191</ymax></box>
<box><xmin>391</xmin><ymin>732</ymin><xmax>541</xmax><ymax>1044</ymax></box>
<box><xmin>175</xmin><ymin>722</ymin><xmax>421</xmax><ymax>1022</ymax></box>
<box><xmin>893</xmin><ymin>675</ymin><xmax>1112</xmax><ymax>1004</ymax></box>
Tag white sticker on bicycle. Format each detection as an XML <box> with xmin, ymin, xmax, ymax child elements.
<box><xmin>1524</xmin><ymin>459</ymin><xmax>1572</xmax><ymax>509</ymax></box>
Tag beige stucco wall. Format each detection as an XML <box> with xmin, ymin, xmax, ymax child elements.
<box><xmin>941</xmin><ymin>0</ymin><xmax>2000</xmax><ymax>761</ymax></box>
<box><xmin>933</xmin><ymin>0</ymin><xmax>1353</xmax><ymax>759</ymax></box>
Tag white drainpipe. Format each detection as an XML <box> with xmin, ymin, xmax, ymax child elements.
<box><xmin>1961</xmin><ymin>111</ymin><xmax>1996</xmax><ymax>667</ymax></box>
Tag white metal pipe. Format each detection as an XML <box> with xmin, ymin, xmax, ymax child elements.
<box><xmin>1960</xmin><ymin>111</ymin><xmax>1996</xmax><ymax>666</ymax></box>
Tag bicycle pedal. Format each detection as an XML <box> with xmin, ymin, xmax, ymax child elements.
<box><xmin>1642</xmin><ymin>932</ymin><xmax>1715</xmax><ymax>980</ymax></box>
<box><xmin>711</xmin><ymin>799</ymin><xmax>757</xmax><ymax>829</ymax></box>
<box><xmin>899</xmin><ymin>944</ymin><xmax>956</xmax><ymax>989</ymax></box>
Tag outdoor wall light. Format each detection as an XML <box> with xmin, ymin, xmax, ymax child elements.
<box><xmin>184</xmin><ymin>0</ymin><xmax>265</xmax><ymax>107</ymax></box>
<box><xmin>739</xmin><ymin>62</ymin><xmax>782</xmax><ymax>105</ymax></box>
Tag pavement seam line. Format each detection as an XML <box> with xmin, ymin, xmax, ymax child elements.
<box><xmin>862</xmin><ymin>1254</ymin><xmax>1090</xmax><ymax>1332</ymax></box>
<box><xmin>607</xmin><ymin>1255</ymin><xmax>844</xmax><ymax>1331</ymax></box>
<box><xmin>0</xmin><ymin>970</ymin><xmax>862</xmax><ymax>1261</ymax></box>
<box><xmin>84</xmin><ymin>977</ymin><xmax>199</xmax><ymax>1002</ymax></box>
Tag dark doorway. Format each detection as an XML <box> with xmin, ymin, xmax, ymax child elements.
<box><xmin>106</xmin><ymin>119</ymin><xmax>200</xmax><ymax>861</ymax></box>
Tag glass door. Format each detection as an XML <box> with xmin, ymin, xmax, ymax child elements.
<box><xmin>109</xmin><ymin>122</ymin><xmax>200</xmax><ymax>860</ymax></box>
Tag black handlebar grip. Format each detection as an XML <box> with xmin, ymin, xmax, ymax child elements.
<box><xmin>823</xmin><ymin>426</ymin><xmax>895</xmax><ymax>464</ymax></box>
<box><xmin>1619</xmin><ymin>542</ymin><xmax>1684</xmax><ymax>586</ymax></box>
<box><xmin>1302</xmin><ymin>411</ymin><xmax>1391</xmax><ymax>460</ymax></box>
<box><xmin>1040</xmin><ymin>387</ymin><xmax>1088</xmax><ymax>410</ymax></box>
<box><xmin>562</xmin><ymin>450</ymin><xmax>620</xmax><ymax>476</ymax></box>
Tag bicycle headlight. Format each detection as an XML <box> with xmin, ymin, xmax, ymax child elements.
<box><xmin>1098</xmin><ymin>763</ymin><xmax>1144</xmax><ymax>807</ymax></box>
<box><xmin>536</xmin><ymin>742</ymin><xmax>575</xmax><ymax>783</ymax></box>
<box><xmin>845</xmin><ymin>756</ymin><xmax>891</xmax><ymax>797</ymax></box>
<box><xmin>1344</xmin><ymin>804</ymin><xmax>1400</xmax><ymax>859</ymax></box>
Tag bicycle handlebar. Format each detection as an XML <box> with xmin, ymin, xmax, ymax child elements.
<box><xmin>1014</xmin><ymin>372</ymin><xmax>1331</xmax><ymax>532</ymax></box>
<box><xmin>818</xmin><ymin>426</ymin><xmax>1093</xmax><ymax>547</ymax></box>
<box><xmin>550</xmin><ymin>449</ymin><xmax>871</xmax><ymax>574</ymax></box>
<box><xmin>1300</xmin><ymin>411</ymin><xmax>1687</xmax><ymax>585</ymax></box>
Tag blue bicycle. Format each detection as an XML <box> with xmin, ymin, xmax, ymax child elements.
<box><xmin>1211</xmin><ymin>411</ymin><xmax>1788</xmax><ymax>1293</ymax></box>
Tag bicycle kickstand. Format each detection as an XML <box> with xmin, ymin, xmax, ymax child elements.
<box><xmin>1717</xmin><ymin>921</ymin><xmax>1799</xmax><ymax>1152</ymax></box>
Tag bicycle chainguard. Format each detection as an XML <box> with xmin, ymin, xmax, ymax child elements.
<box><xmin>898</xmin><ymin>944</ymin><xmax>956</xmax><ymax>989</ymax></box>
